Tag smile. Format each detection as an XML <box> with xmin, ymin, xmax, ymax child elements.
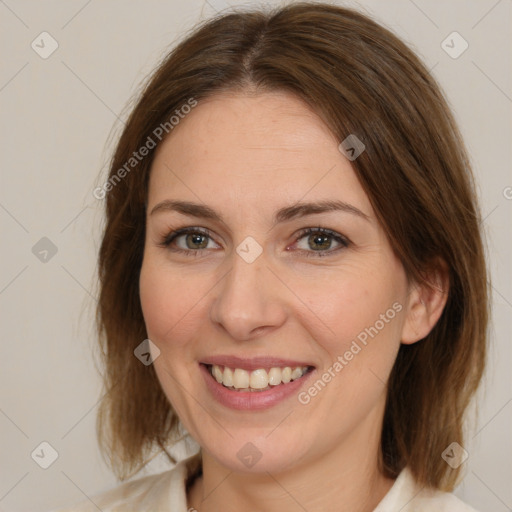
<box><xmin>207</xmin><ymin>364</ymin><xmax>312</xmax><ymax>391</ymax></box>
<box><xmin>199</xmin><ymin>355</ymin><xmax>316</xmax><ymax>410</ymax></box>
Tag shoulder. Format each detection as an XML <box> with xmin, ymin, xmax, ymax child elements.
<box><xmin>52</xmin><ymin>452</ymin><xmax>201</xmax><ymax>512</ymax></box>
<box><xmin>374</xmin><ymin>467</ymin><xmax>480</xmax><ymax>512</ymax></box>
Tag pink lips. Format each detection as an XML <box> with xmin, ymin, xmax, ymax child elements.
<box><xmin>199</xmin><ymin>359</ymin><xmax>315</xmax><ymax>411</ymax></box>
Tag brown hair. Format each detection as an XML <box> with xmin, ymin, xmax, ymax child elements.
<box><xmin>95</xmin><ymin>2</ymin><xmax>488</xmax><ymax>490</ymax></box>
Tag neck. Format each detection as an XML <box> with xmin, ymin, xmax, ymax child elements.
<box><xmin>188</xmin><ymin>400</ymin><xmax>396</xmax><ymax>512</ymax></box>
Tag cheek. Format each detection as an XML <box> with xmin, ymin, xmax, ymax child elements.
<box><xmin>290</xmin><ymin>261</ymin><xmax>404</xmax><ymax>356</ymax></box>
<box><xmin>139</xmin><ymin>257</ymin><xmax>205</xmax><ymax>348</ymax></box>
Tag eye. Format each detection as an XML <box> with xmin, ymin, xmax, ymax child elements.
<box><xmin>159</xmin><ymin>227</ymin><xmax>219</xmax><ymax>256</ymax></box>
<box><xmin>158</xmin><ymin>226</ymin><xmax>350</xmax><ymax>258</ymax></box>
<box><xmin>291</xmin><ymin>227</ymin><xmax>350</xmax><ymax>257</ymax></box>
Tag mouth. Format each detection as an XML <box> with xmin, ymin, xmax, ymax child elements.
<box><xmin>199</xmin><ymin>355</ymin><xmax>317</xmax><ymax>410</ymax></box>
<box><xmin>201</xmin><ymin>363</ymin><xmax>315</xmax><ymax>392</ymax></box>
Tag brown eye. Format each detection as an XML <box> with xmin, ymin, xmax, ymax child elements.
<box><xmin>160</xmin><ymin>227</ymin><xmax>219</xmax><ymax>255</ymax></box>
<box><xmin>293</xmin><ymin>227</ymin><xmax>350</xmax><ymax>257</ymax></box>
<box><xmin>184</xmin><ymin>232</ymin><xmax>209</xmax><ymax>249</ymax></box>
<box><xmin>307</xmin><ymin>232</ymin><xmax>333</xmax><ymax>251</ymax></box>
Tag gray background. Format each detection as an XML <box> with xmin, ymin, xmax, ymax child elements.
<box><xmin>0</xmin><ymin>0</ymin><xmax>510</xmax><ymax>510</ymax></box>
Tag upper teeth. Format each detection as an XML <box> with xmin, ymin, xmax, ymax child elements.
<box><xmin>210</xmin><ymin>364</ymin><xmax>309</xmax><ymax>390</ymax></box>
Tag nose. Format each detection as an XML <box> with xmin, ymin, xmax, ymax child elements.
<box><xmin>209</xmin><ymin>247</ymin><xmax>287</xmax><ymax>341</ymax></box>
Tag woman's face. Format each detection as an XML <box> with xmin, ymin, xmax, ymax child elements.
<box><xmin>139</xmin><ymin>91</ymin><xmax>416</xmax><ymax>474</ymax></box>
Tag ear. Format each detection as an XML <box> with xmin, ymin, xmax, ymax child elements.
<box><xmin>401</xmin><ymin>259</ymin><xmax>450</xmax><ymax>345</ymax></box>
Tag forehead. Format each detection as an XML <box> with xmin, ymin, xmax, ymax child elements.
<box><xmin>148</xmin><ymin>91</ymin><xmax>373</xmax><ymax>217</ymax></box>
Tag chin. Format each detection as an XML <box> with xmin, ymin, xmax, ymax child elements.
<box><xmin>199</xmin><ymin>430</ymin><xmax>313</xmax><ymax>474</ymax></box>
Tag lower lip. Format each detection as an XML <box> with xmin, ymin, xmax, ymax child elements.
<box><xmin>200</xmin><ymin>363</ymin><xmax>315</xmax><ymax>410</ymax></box>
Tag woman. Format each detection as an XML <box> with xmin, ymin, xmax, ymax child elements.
<box><xmin>57</xmin><ymin>2</ymin><xmax>488</xmax><ymax>511</ymax></box>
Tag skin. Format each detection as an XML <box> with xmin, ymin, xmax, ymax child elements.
<box><xmin>139</xmin><ymin>90</ymin><xmax>448</xmax><ymax>512</ymax></box>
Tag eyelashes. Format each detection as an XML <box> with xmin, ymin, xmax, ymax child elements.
<box><xmin>157</xmin><ymin>226</ymin><xmax>350</xmax><ymax>258</ymax></box>
<box><xmin>159</xmin><ymin>227</ymin><xmax>215</xmax><ymax>255</ymax></box>
<box><xmin>291</xmin><ymin>227</ymin><xmax>350</xmax><ymax>257</ymax></box>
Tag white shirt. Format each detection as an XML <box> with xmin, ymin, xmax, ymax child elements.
<box><xmin>54</xmin><ymin>452</ymin><xmax>479</xmax><ymax>511</ymax></box>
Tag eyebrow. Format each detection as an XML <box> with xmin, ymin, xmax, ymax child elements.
<box><xmin>150</xmin><ymin>199</ymin><xmax>370</xmax><ymax>224</ymax></box>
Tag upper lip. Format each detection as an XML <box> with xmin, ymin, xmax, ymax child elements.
<box><xmin>201</xmin><ymin>355</ymin><xmax>315</xmax><ymax>372</ymax></box>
